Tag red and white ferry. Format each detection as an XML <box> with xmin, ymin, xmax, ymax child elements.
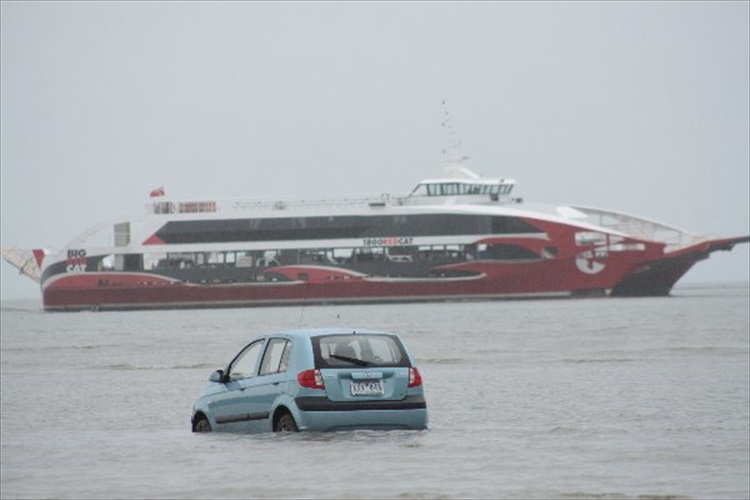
<box><xmin>3</xmin><ymin>166</ymin><xmax>748</xmax><ymax>311</ymax></box>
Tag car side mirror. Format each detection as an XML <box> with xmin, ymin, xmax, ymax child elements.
<box><xmin>209</xmin><ymin>369</ymin><xmax>225</xmax><ymax>383</ymax></box>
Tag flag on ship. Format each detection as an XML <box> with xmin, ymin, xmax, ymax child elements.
<box><xmin>150</xmin><ymin>187</ymin><xmax>166</xmax><ymax>198</ymax></box>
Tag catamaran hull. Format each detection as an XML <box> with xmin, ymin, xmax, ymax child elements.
<box><xmin>38</xmin><ymin>248</ymin><xmax>722</xmax><ymax>311</ymax></box>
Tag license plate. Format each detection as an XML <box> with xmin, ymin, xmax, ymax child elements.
<box><xmin>350</xmin><ymin>380</ymin><xmax>384</xmax><ymax>396</ymax></box>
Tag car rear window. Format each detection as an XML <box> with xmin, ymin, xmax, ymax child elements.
<box><xmin>312</xmin><ymin>334</ymin><xmax>411</xmax><ymax>369</ymax></box>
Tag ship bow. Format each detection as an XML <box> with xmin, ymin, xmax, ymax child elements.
<box><xmin>611</xmin><ymin>235</ymin><xmax>749</xmax><ymax>297</ymax></box>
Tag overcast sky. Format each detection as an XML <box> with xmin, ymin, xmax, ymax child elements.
<box><xmin>1</xmin><ymin>1</ymin><xmax>748</xmax><ymax>301</ymax></box>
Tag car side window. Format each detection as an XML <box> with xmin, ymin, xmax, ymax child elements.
<box><xmin>229</xmin><ymin>340</ymin><xmax>264</xmax><ymax>380</ymax></box>
<box><xmin>259</xmin><ymin>338</ymin><xmax>292</xmax><ymax>376</ymax></box>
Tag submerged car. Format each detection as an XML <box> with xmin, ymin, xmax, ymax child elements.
<box><xmin>191</xmin><ymin>328</ymin><xmax>428</xmax><ymax>433</ymax></box>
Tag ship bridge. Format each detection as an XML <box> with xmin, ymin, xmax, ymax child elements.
<box><xmin>408</xmin><ymin>177</ymin><xmax>517</xmax><ymax>204</ymax></box>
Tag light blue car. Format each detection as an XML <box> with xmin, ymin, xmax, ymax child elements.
<box><xmin>191</xmin><ymin>328</ymin><xmax>428</xmax><ymax>433</ymax></box>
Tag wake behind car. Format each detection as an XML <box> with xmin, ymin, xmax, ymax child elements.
<box><xmin>191</xmin><ymin>328</ymin><xmax>428</xmax><ymax>433</ymax></box>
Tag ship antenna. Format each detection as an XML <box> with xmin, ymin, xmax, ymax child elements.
<box><xmin>440</xmin><ymin>100</ymin><xmax>471</xmax><ymax>178</ymax></box>
<box><xmin>297</xmin><ymin>304</ymin><xmax>305</xmax><ymax>328</ymax></box>
<box><xmin>297</xmin><ymin>280</ymin><xmax>310</xmax><ymax>328</ymax></box>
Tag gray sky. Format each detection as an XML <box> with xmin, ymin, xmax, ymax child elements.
<box><xmin>1</xmin><ymin>1</ymin><xmax>748</xmax><ymax>300</ymax></box>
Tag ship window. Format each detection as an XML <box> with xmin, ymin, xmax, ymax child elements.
<box><xmin>236</xmin><ymin>254</ymin><xmax>253</xmax><ymax>268</ymax></box>
<box><xmin>409</xmin><ymin>184</ymin><xmax>428</xmax><ymax>197</ymax></box>
<box><xmin>153</xmin><ymin>202</ymin><xmax>175</xmax><ymax>214</ymax></box>
<box><xmin>97</xmin><ymin>254</ymin><xmax>115</xmax><ymax>271</ymax></box>
<box><xmin>123</xmin><ymin>254</ymin><xmax>143</xmax><ymax>271</ymax></box>
<box><xmin>178</xmin><ymin>201</ymin><xmax>217</xmax><ymax>214</ymax></box>
<box><xmin>145</xmin><ymin>253</ymin><xmax>166</xmax><ymax>270</ymax></box>
<box><xmin>114</xmin><ymin>222</ymin><xmax>130</xmax><ymax>247</ymax></box>
<box><xmin>491</xmin><ymin>217</ymin><xmax>541</xmax><ymax>234</ymax></box>
<box><xmin>333</xmin><ymin>248</ymin><xmax>353</xmax><ymax>263</ymax></box>
<box><xmin>575</xmin><ymin>231</ymin><xmax>607</xmax><ymax>246</ymax></box>
<box><xmin>480</xmin><ymin>244</ymin><xmax>540</xmax><ymax>260</ymax></box>
<box><xmin>154</xmin><ymin>213</ymin><xmax>544</xmax><ymax>245</ymax></box>
<box><xmin>609</xmin><ymin>242</ymin><xmax>646</xmax><ymax>252</ymax></box>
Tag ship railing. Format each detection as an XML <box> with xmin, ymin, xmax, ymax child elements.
<box><xmin>75</xmin><ymin>235</ymin><xmax>115</xmax><ymax>248</ymax></box>
<box><xmin>571</xmin><ymin>205</ymin><xmax>706</xmax><ymax>252</ymax></box>
<box><xmin>230</xmin><ymin>193</ymin><xmax>427</xmax><ymax>211</ymax></box>
<box><xmin>147</xmin><ymin>194</ymin><xmax>420</xmax><ymax>214</ymax></box>
<box><xmin>231</xmin><ymin>197</ymin><xmax>401</xmax><ymax>211</ymax></box>
<box><xmin>145</xmin><ymin>190</ymin><xmax>522</xmax><ymax>215</ymax></box>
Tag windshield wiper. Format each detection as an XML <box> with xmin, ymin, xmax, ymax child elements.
<box><xmin>330</xmin><ymin>354</ymin><xmax>370</xmax><ymax>366</ymax></box>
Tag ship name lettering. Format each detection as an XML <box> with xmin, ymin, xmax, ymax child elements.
<box><xmin>362</xmin><ymin>237</ymin><xmax>414</xmax><ymax>247</ymax></box>
<box><xmin>66</xmin><ymin>249</ymin><xmax>87</xmax><ymax>273</ymax></box>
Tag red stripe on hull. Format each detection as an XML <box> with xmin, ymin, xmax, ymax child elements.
<box><xmin>42</xmin><ymin>254</ymin><xmax>651</xmax><ymax>311</ymax></box>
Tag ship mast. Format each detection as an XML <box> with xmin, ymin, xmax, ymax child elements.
<box><xmin>440</xmin><ymin>100</ymin><xmax>477</xmax><ymax>180</ymax></box>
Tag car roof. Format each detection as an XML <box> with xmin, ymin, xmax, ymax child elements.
<box><xmin>262</xmin><ymin>328</ymin><xmax>397</xmax><ymax>340</ymax></box>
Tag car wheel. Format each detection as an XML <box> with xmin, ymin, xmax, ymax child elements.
<box><xmin>275</xmin><ymin>412</ymin><xmax>298</xmax><ymax>432</ymax></box>
<box><xmin>193</xmin><ymin>416</ymin><xmax>212</xmax><ymax>433</ymax></box>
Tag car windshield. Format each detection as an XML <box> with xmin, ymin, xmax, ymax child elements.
<box><xmin>313</xmin><ymin>334</ymin><xmax>410</xmax><ymax>369</ymax></box>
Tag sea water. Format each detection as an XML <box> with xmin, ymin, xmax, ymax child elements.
<box><xmin>1</xmin><ymin>283</ymin><xmax>748</xmax><ymax>499</ymax></box>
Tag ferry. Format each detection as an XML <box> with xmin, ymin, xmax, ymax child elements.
<box><xmin>2</xmin><ymin>166</ymin><xmax>748</xmax><ymax>311</ymax></box>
